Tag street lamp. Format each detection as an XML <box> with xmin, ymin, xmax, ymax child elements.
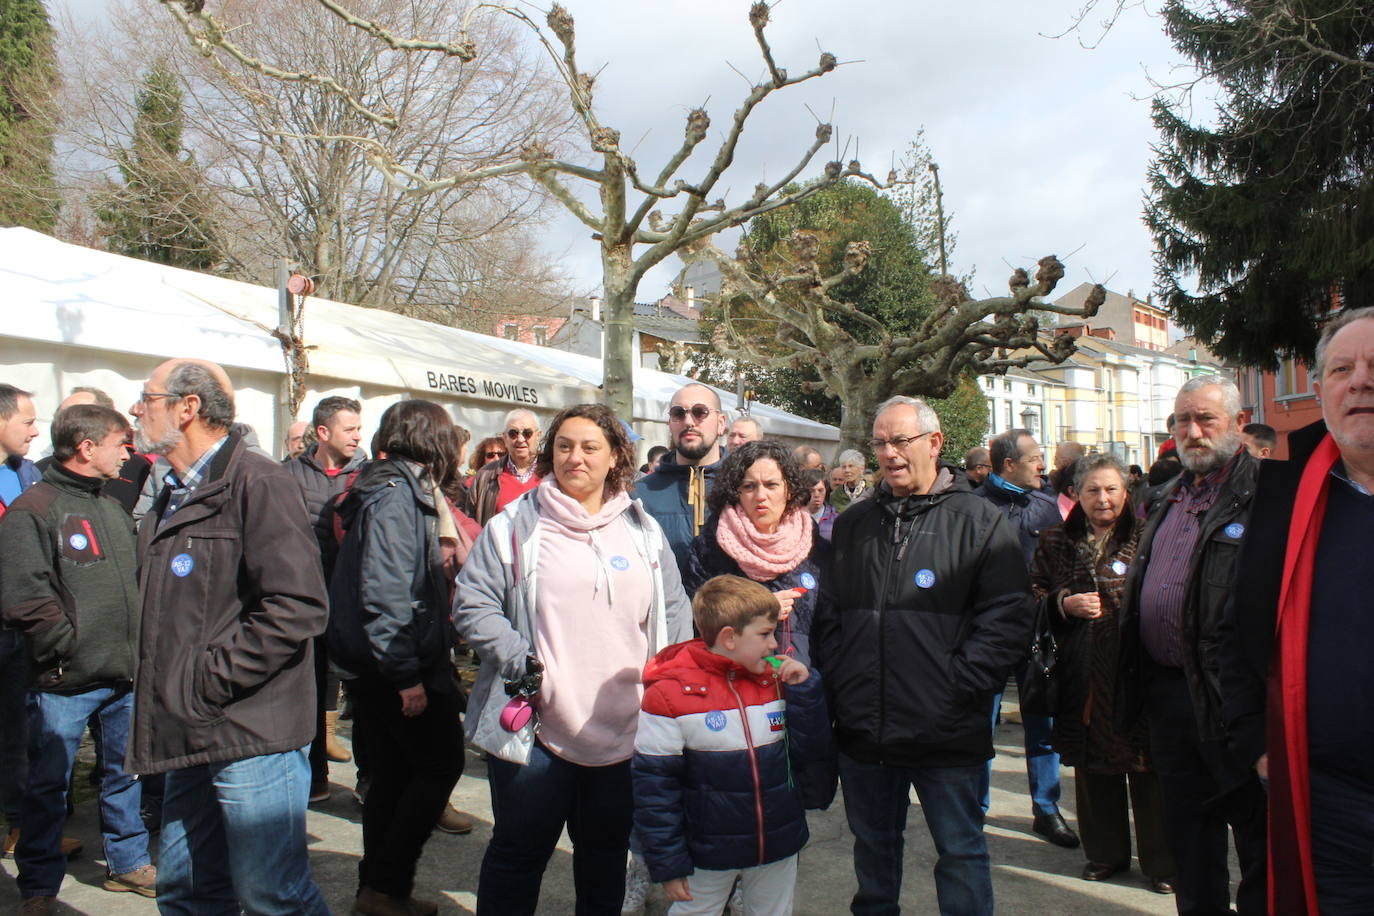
<box><xmin>1020</xmin><ymin>406</ymin><xmax>1040</xmax><ymax>436</ymax></box>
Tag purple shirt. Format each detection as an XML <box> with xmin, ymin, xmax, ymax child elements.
<box><xmin>1138</xmin><ymin>458</ymin><xmax>1233</xmax><ymax>668</ymax></box>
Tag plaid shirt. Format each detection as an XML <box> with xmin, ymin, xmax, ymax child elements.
<box><xmin>160</xmin><ymin>435</ymin><xmax>229</xmax><ymax>524</ymax></box>
<box><xmin>1138</xmin><ymin>451</ymin><xmax>1238</xmax><ymax>668</ymax></box>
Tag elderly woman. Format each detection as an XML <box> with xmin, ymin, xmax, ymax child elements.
<box><xmin>684</xmin><ymin>441</ymin><xmax>830</xmax><ymax>666</ymax></box>
<box><xmin>828</xmin><ymin>448</ymin><xmax>870</xmax><ymax>511</ymax></box>
<box><xmin>454</xmin><ymin>404</ymin><xmax>692</xmax><ymax>916</ymax></box>
<box><xmin>1029</xmin><ymin>453</ymin><xmax>1175</xmax><ymax>894</ymax></box>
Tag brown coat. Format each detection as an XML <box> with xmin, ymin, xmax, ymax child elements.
<box><xmin>1030</xmin><ymin>505</ymin><xmax>1151</xmax><ymax>773</ymax></box>
<box><xmin>128</xmin><ymin>433</ymin><xmax>328</xmax><ymax>775</ymax></box>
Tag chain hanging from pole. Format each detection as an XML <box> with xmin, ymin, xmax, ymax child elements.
<box><xmin>274</xmin><ymin>273</ymin><xmax>315</xmax><ymax>419</ymax></box>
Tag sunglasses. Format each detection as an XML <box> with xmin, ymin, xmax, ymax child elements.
<box><xmin>506</xmin><ymin>428</ymin><xmax>536</xmax><ymax>440</ymax></box>
<box><xmin>668</xmin><ymin>404</ymin><xmax>714</xmax><ymax>423</ymax></box>
<box><xmin>484</xmin><ymin>450</ymin><xmax>505</xmax><ymax>460</ymax></box>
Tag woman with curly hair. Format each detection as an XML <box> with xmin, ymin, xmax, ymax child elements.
<box><xmin>466</xmin><ymin>436</ymin><xmax>506</xmax><ymax>476</ymax></box>
<box><xmin>454</xmin><ymin>404</ymin><xmax>692</xmax><ymax>915</ymax></box>
<box><xmin>684</xmin><ymin>440</ymin><xmax>830</xmax><ymax>665</ymax></box>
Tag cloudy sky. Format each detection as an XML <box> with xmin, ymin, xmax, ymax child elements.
<box><xmin>56</xmin><ymin>0</ymin><xmax>1193</xmax><ymax>305</ymax></box>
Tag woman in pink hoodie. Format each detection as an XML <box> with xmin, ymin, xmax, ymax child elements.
<box><xmin>454</xmin><ymin>404</ymin><xmax>692</xmax><ymax>916</ymax></box>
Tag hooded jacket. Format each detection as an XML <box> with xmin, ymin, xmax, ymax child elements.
<box><xmin>327</xmin><ymin>458</ymin><xmax>457</xmax><ymax>695</ymax></box>
<box><xmin>976</xmin><ymin>477</ymin><xmax>1064</xmax><ymax>566</ymax></box>
<box><xmin>0</xmin><ymin>463</ymin><xmax>140</xmax><ymax>693</ymax></box>
<box><xmin>813</xmin><ymin>468</ymin><xmax>1034</xmax><ymax>768</ymax></box>
<box><xmin>128</xmin><ymin>432</ymin><xmax>327</xmax><ymax>774</ymax></box>
<box><xmin>634</xmin><ymin>450</ymin><xmax>725</xmax><ymax>579</ymax></box>
<box><xmin>632</xmin><ymin>640</ymin><xmax>830</xmax><ymax>881</ymax></box>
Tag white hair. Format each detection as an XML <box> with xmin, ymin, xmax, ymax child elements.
<box><xmin>836</xmin><ymin>449</ymin><xmax>865</xmax><ymax>468</ymax></box>
<box><xmin>1177</xmin><ymin>375</ymin><xmax>1241</xmax><ymax>418</ymax></box>
<box><xmin>503</xmin><ymin>407</ymin><xmax>539</xmax><ymax>429</ymax></box>
<box><xmin>873</xmin><ymin>395</ymin><xmax>941</xmax><ymax>434</ymax></box>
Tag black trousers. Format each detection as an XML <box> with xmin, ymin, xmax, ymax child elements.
<box><xmin>1075</xmin><ymin>769</ymin><xmax>1175</xmax><ymax>879</ymax></box>
<box><xmin>352</xmin><ymin>676</ymin><xmax>465</xmax><ymax>898</ymax></box>
<box><xmin>308</xmin><ymin>636</ymin><xmax>343</xmax><ymax>787</ymax></box>
<box><xmin>1144</xmin><ymin>664</ymin><xmax>1267</xmax><ymax>916</ymax></box>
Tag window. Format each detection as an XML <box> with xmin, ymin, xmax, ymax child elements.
<box><xmin>1004</xmin><ymin>401</ymin><xmax>1014</xmax><ymax>430</ymax></box>
<box><xmin>532</xmin><ymin>325</ymin><xmax>548</xmax><ymax>346</ymax></box>
<box><xmin>1003</xmin><ymin>379</ymin><xmax>1011</xmax><ymax>392</ymax></box>
<box><xmin>1027</xmin><ymin>384</ymin><xmax>1036</xmax><ymax>396</ymax></box>
<box><xmin>502</xmin><ymin>324</ymin><xmax>519</xmax><ymax>340</ymax></box>
<box><xmin>1276</xmin><ymin>358</ymin><xmax>1314</xmax><ymax>398</ymax></box>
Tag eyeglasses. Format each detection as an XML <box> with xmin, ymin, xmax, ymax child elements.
<box><xmin>484</xmin><ymin>451</ymin><xmax>505</xmax><ymax>460</ymax></box>
<box><xmin>139</xmin><ymin>391</ymin><xmax>178</xmax><ymax>404</ymax></box>
<box><xmin>505</xmin><ymin>428</ymin><xmax>536</xmax><ymax>441</ymax></box>
<box><xmin>668</xmin><ymin>404</ymin><xmax>714</xmax><ymax>423</ymax></box>
<box><xmin>869</xmin><ymin>432</ymin><xmax>933</xmax><ymax>452</ymax></box>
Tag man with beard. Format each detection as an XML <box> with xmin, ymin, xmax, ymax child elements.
<box><xmin>1118</xmin><ymin>375</ymin><xmax>1266</xmax><ymax>915</ymax></box>
<box><xmin>127</xmin><ymin>358</ymin><xmax>329</xmax><ymax>914</ymax></box>
<box><xmin>466</xmin><ymin>408</ymin><xmax>542</xmax><ymax>526</ymax></box>
<box><xmin>636</xmin><ymin>383</ymin><xmax>728</xmax><ymax>580</ymax></box>
<box><xmin>1219</xmin><ymin>308</ymin><xmax>1374</xmax><ymax>914</ymax></box>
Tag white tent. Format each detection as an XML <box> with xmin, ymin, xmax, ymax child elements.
<box><xmin>0</xmin><ymin>228</ymin><xmax>839</xmax><ymax>457</ymax></box>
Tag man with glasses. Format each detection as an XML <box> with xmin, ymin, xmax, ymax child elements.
<box><xmin>1119</xmin><ymin>375</ymin><xmax>1266</xmax><ymax>915</ymax></box>
<box><xmin>467</xmin><ymin>408</ymin><xmax>542</xmax><ymax>526</ymax></box>
<box><xmin>813</xmin><ymin>396</ymin><xmax>1032</xmax><ymax>915</ymax></box>
<box><xmin>964</xmin><ymin>445</ymin><xmax>992</xmax><ymax>486</ymax></box>
<box><xmin>635</xmin><ymin>383</ymin><xmax>728</xmax><ymax>580</ymax></box>
<box><xmin>976</xmin><ymin>429</ymin><xmax>1078</xmax><ymax>849</ymax></box>
<box><xmin>127</xmin><ymin>358</ymin><xmax>329</xmax><ymax>914</ymax></box>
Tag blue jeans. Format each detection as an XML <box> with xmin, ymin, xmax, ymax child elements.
<box><xmin>17</xmin><ymin>687</ymin><xmax>149</xmax><ymax>897</ymax></box>
<box><xmin>158</xmin><ymin>749</ymin><xmax>328</xmax><ymax>916</ymax></box>
<box><xmin>479</xmin><ymin>740</ymin><xmax>633</xmax><ymax>916</ymax></box>
<box><xmin>839</xmin><ymin>753</ymin><xmax>993</xmax><ymax>916</ymax></box>
<box><xmin>1310</xmin><ymin>766</ymin><xmax>1374</xmax><ymax>915</ymax></box>
<box><xmin>981</xmin><ymin>677</ymin><xmax>1061</xmax><ymax>816</ymax></box>
<box><xmin>0</xmin><ymin>629</ymin><xmax>30</xmax><ymax>823</ymax></box>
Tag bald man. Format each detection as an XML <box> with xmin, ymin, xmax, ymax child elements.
<box><xmin>283</xmin><ymin>421</ymin><xmax>309</xmax><ymax>461</ymax></box>
<box><xmin>127</xmin><ymin>358</ymin><xmax>329</xmax><ymax>914</ymax></box>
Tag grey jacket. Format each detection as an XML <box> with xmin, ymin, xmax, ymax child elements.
<box><xmin>453</xmin><ymin>486</ymin><xmax>693</xmax><ymax>758</ymax></box>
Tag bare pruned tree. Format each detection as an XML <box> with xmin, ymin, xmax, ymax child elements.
<box><xmin>58</xmin><ymin>0</ymin><xmax>574</xmax><ymax>330</ymax></box>
<box><xmin>155</xmin><ymin>0</ymin><xmax>899</xmax><ymax>417</ymax></box>
<box><xmin>688</xmin><ymin>232</ymin><xmax>1106</xmax><ymax>449</ymax></box>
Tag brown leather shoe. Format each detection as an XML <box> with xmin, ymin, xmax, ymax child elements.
<box><xmin>1147</xmin><ymin>876</ymin><xmax>1176</xmax><ymax>894</ymax></box>
<box><xmin>1081</xmin><ymin>861</ymin><xmax>1127</xmax><ymax>881</ymax></box>
<box><xmin>104</xmin><ymin>863</ymin><xmax>158</xmax><ymax>897</ymax></box>
<box><xmin>353</xmin><ymin>886</ymin><xmax>415</xmax><ymax>916</ymax></box>
<box><xmin>18</xmin><ymin>896</ymin><xmax>57</xmax><ymax>915</ymax></box>
<box><xmin>5</xmin><ymin>827</ymin><xmax>83</xmax><ymax>858</ymax></box>
<box><xmin>435</xmin><ymin>803</ymin><xmax>473</xmax><ymax>835</ymax></box>
<box><xmin>408</xmin><ymin>896</ymin><xmax>439</xmax><ymax>916</ymax></box>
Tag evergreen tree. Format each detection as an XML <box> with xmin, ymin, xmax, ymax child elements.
<box><xmin>95</xmin><ymin>62</ymin><xmax>220</xmax><ymax>269</ymax></box>
<box><xmin>0</xmin><ymin>0</ymin><xmax>60</xmax><ymax>231</ymax></box>
<box><xmin>1146</xmin><ymin>0</ymin><xmax>1374</xmax><ymax>367</ymax></box>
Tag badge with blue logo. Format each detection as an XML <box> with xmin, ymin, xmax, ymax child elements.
<box><xmin>1224</xmin><ymin>523</ymin><xmax>1245</xmax><ymax>539</ymax></box>
<box><xmin>1111</xmin><ymin>560</ymin><xmax>1128</xmax><ymax>576</ymax></box>
<box><xmin>170</xmin><ymin>553</ymin><xmax>195</xmax><ymax>577</ymax></box>
<box><xmin>68</xmin><ymin>533</ymin><xmax>88</xmax><ymax>551</ymax></box>
<box><xmin>915</xmin><ymin>569</ymin><xmax>936</xmax><ymax>589</ymax></box>
<box><xmin>609</xmin><ymin>555</ymin><xmax>630</xmax><ymax>571</ymax></box>
<box><xmin>767</xmin><ymin>710</ymin><xmax>786</xmax><ymax>732</ymax></box>
<box><xmin>800</xmin><ymin>572</ymin><xmax>817</xmax><ymax>590</ymax></box>
<box><xmin>704</xmin><ymin>710</ymin><xmax>727</xmax><ymax>732</ymax></box>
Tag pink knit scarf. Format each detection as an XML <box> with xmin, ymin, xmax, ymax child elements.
<box><xmin>715</xmin><ymin>503</ymin><xmax>813</xmax><ymax>582</ymax></box>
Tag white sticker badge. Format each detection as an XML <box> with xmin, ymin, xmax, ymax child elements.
<box><xmin>1111</xmin><ymin>559</ymin><xmax>1128</xmax><ymax>576</ymax></box>
<box><xmin>1224</xmin><ymin>522</ymin><xmax>1245</xmax><ymax>539</ymax></box>
<box><xmin>68</xmin><ymin>533</ymin><xmax>89</xmax><ymax>551</ymax></box>
<box><xmin>800</xmin><ymin>572</ymin><xmax>817</xmax><ymax>590</ymax></box>
<box><xmin>915</xmin><ymin>569</ymin><xmax>936</xmax><ymax>589</ymax></box>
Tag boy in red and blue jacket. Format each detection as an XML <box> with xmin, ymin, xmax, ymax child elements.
<box><xmin>632</xmin><ymin>575</ymin><xmax>831</xmax><ymax>915</ymax></box>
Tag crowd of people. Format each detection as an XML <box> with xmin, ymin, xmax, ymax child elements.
<box><xmin>0</xmin><ymin>305</ymin><xmax>1371</xmax><ymax>916</ymax></box>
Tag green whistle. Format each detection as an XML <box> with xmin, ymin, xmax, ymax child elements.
<box><xmin>765</xmin><ymin>655</ymin><xmax>785</xmax><ymax>670</ymax></box>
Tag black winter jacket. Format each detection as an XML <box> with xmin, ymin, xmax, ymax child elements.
<box><xmin>683</xmin><ymin>514</ymin><xmax>830</xmax><ymax>666</ymax></box>
<box><xmin>975</xmin><ymin>479</ymin><xmax>1063</xmax><ymax>566</ymax></box>
<box><xmin>328</xmin><ymin>458</ymin><xmax>458</xmax><ymax>696</ymax></box>
<box><xmin>0</xmin><ymin>464</ymin><xmax>140</xmax><ymax>693</ymax></box>
<box><xmin>813</xmin><ymin>468</ymin><xmax>1035</xmax><ymax>767</ymax></box>
<box><xmin>130</xmin><ymin>433</ymin><xmax>328</xmax><ymax>774</ymax></box>
<box><xmin>1118</xmin><ymin>448</ymin><xmax>1259</xmax><ymax>793</ymax></box>
<box><xmin>284</xmin><ymin>445</ymin><xmax>367</xmax><ymax>581</ymax></box>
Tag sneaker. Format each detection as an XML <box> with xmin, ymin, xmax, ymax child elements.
<box><xmin>5</xmin><ymin>827</ymin><xmax>83</xmax><ymax>858</ymax></box>
<box><xmin>309</xmin><ymin>779</ymin><xmax>331</xmax><ymax>804</ymax></box>
<box><xmin>621</xmin><ymin>854</ymin><xmax>650</xmax><ymax>916</ymax></box>
<box><xmin>104</xmin><ymin>863</ymin><xmax>158</xmax><ymax>897</ymax></box>
<box><xmin>435</xmin><ymin>803</ymin><xmax>473</xmax><ymax>835</ymax></box>
<box><xmin>18</xmin><ymin>897</ymin><xmax>57</xmax><ymax>916</ymax></box>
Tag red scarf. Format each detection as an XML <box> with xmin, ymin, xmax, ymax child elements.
<box><xmin>1268</xmin><ymin>433</ymin><xmax>1340</xmax><ymax>915</ymax></box>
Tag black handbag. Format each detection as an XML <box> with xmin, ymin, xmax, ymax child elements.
<box><xmin>1018</xmin><ymin>596</ymin><xmax>1060</xmax><ymax>716</ymax></box>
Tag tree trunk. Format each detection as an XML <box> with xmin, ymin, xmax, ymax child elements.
<box><xmin>837</xmin><ymin>396</ymin><xmax>870</xmax><ymax>454</ymax></box>
<box><xmin>601</xmin><ymin>250</ymin><xmax>636</xmax><ymax>420</ymax></box>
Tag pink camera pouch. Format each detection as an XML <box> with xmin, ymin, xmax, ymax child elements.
<box><xmin>500</xmin><ymin>696</ymin><xmax>534</xmax><ymax>732</ymax></box>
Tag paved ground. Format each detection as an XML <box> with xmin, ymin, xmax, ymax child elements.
<box><xmin>1</xmin><ymin>705</ymin><xmax>1227</xmax><ymax>914</ymax></box>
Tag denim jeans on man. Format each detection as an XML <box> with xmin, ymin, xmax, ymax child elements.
<box><xmin>0</xmin><ymin>629</ymin><xmax>30</xmax><ymax>825</ymax></box>
<box><xmin>478</xmin><ymin>739</ymin><xmax>634</xmax><ymax>916</ymax></box>
<box><xmin>17</xmin><ymin>687</ymin><xmax>148</xmax><ymax>896</ymax></box>
<box><xmin>157</xmin><ymin>748</ymin><xmax>328</xmax><ymax>916</ymax></box>
<box><xmin>839</xmin><ymin>753</ymin><xmax>993</xmax><ymax>916</ymax></box>
<box><xmin>980</xmin><ymin>670</ymin><xmax>1060</xmax><ymax>816</ymax></box>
